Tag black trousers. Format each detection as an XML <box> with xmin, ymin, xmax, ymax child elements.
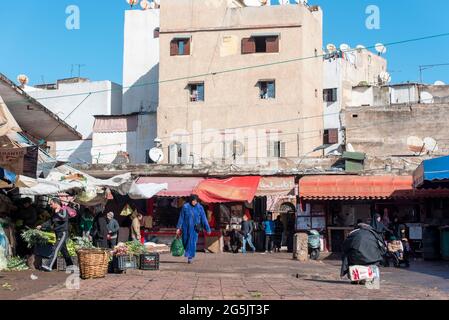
<box><xmin>43</xmin><ymin>231</ymin><xmax>73</xmax><ymax>270</ymax></box>
<box><xmin>265</xmin><ymin>234</ymin><xmax>274</xmax><ymax>252</ymax></box>
<box><xmin>108</xmin><ymin>238</ymin><xmax>118</xmax><ymax>249</ymax></box>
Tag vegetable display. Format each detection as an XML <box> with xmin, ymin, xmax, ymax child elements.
<box><xmin>21</xmin><ymin>229</ymin><xmax>56</xmax><ymax>248</ymax></box>
<box><xmin>6</xmin><ymin>257</ymin><xmax>29</xmax><ymax>271</ymax></box>
<box><xmin>58</xmin><ymin>237</ymin><xmax>96</xmax><ymax>257</ymax></box>
<box><xmin>113</xmin><ymin>241</ymin><xmax>146</xmax><ymax>256</ymax></box>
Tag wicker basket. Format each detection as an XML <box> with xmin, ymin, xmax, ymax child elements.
<box><xmin>77</xmin><ymin>249</ymin><xmax>110</xmax><ymax>280</ymax></box>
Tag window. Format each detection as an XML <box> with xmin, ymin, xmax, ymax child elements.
<box><xmin>188</xmin><ymin>82</ymin><xmax>204</xmax><ymax>102</ymax></box>
<box><xmin>323</xmin><ymin>88</ymin><xmax>337</xmax><ymax>102</ymax></box>
<box><xmin>267</xmin><ymin>141</ymin><xmax>285</xmax><ymax>158</ymax></box>
<box><xmin>170</xmin><ymin>38</ymin><xmax>191</xmax><ymax>56</ymax></box>
<box><xmin>154</xmin><ymin>28</ymin><xmax>160</xmax><ymax>38</ymax></box>
<box><xmin>242</xmin><ymin>36</ymin><xmax>279</xmax><ymax>54</ymax></box>
<box><xmin>168</xmin><ymin>143</ymin><xmax>188</xmax><ymax>164</ymax></box>
<box><xmin>323</xmin><ymin>129</ymin><xmax>339</xmax><ymax>145</ymax></box>
<box><xmin>259</xmin><ymin>81</ymin><xmax>275</xmax><ymax>99</ymax></box>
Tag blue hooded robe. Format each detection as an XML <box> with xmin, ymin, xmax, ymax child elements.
<box><xmin>177</xmin><ymin>202</ymin><xmax>211</xmax><ymax>259</ymax></box>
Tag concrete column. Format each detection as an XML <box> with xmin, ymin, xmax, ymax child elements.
<box><xmin>293</xmin><ymin>233</ymin><xmax>309</xmax><ymax>262</ymax></box>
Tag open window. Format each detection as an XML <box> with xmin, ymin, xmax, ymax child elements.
<box><xmin>188</xmin><ymin>82</ymin><xmax>205</xmax><ymax>102</ymax></box>
<box><xmin>154</xmin><ymin>28</ymin><xmax>160</xmax><ymax>38</ymax></box>
<box><xmin>242</xmin><ymin>35</ymin><xmax>279</xmax><ymax>54</ymax></box>
<box><xmin>267</xmin><ymin>140</ymin><xmax>286</xmax><ymax>158</ymax></box>
<box><xmin>170</xmin><ymin>37</ymin><xmax>191</xmax><ymax>56</ymax></box>
<box><xmin>168</xmin><ymin>143</ymin><xmax>188</xmax><ymax>164</ymax></box>
<box><xmin>259</xmin><ymin>80</ymin><xmax>275</xmax><ymax>99</ymax></box>
<box><xmin>323</xmin><ymin>88</ymin><xmax>337</xmax><ymax>102</ymax></box>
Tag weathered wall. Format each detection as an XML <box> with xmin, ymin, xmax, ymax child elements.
<box><xmin>345</xmin><ymin>103</ymin><xmax>449</xmax><ymax>156</ymax></box>
<box><xmin>158</xmin><ymin>0</ymin><xmax>323</xmax><ymax>163</ymax></box>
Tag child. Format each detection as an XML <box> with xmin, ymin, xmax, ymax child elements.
<box><xmin>387</xmin><ymin>236</ymin><xmax>404</xmax><ymax>260</ymax></box>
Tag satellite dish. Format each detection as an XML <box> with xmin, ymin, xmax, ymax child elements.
<box><xmin>379</xmin><ymin>71</ymin><xmax>392</xmax><ymax>84</ymax></box>
<box><xmin>423</xmin><ymin>137</ymin><xmax>439</xmax><ymax>153</ymax></box>
<box><xmin>17</xmin><ymin>74</ymin><xmax>29</xmax><ymax>87</ymax></box>
<box><xmin>407</xmin><ymin>136</ymin><xmax>424</xmax><ymax>153</ymax></box>
<box><xmin>140</xmin><ymin>0</ymin><xmax>150</xmax><ymax>10</ymax></box>
<box><xmin>149</xmin><ymin>148</ymin><xmax>164</xmax><ymax>163</ymax></box>
<box><xmin>434</xmin><ymin>80</ymin><xmax>446</xmax><ymax>86</ymax></box>
<box><xmin>420</xmin><ymin>91</ymin><xmax>434</xmax><ymax>104</ymax></box>
<box><xmin>339</xmin><ymin>43</ymin><xmax>350</xmax><ymax>52</ymax></box>
<box><xmin>326</xmin><ymin>43</ymin><xmax>337</xmax><ymax>53</ymax></box>
<box><xmin>375</xmin><ymin>43</ymin><xmax>387</xmax><ymax>55</ymax></box>
<box><xmin>356</xmin><ymin>45</ymin><xmax>366</xmax><ymax>53</ymax></box>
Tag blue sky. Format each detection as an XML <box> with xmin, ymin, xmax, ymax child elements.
<box><xmin>1</xmin><ymin>0</ymin><xmax>449</xmax><ymax>86</ymax></box>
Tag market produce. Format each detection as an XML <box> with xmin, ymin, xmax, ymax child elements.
<box><xmin>113</xmin><ymin>241</ymin><xmax>146</xmax><ymax>256</ymax></box>
<box><xmin>21</xmin><ymin>229</ymin><xmax>56</xmax><ymax>248</ymax></box>
<box><xmin>113</xmin><ymin>243</ymin><xmax>129</xmax><ymax>256</ymax></box>
<box><xmin>58</xmin><ymin>237</ymin><xmax>96</xmax><ymax>257</ymax></box>
<box><xmin>6</xmin><ymin>257</ymin><xmax>29</xmax><ymax>271</ymax></box>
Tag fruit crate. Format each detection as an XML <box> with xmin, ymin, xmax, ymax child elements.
<box><xmin>138</xmin><ymin>253</ymin><xmax>160</xmax><ymax>271</ymax></box>
<box><xmin>112</xmin><ymin>255</ymin><xmax>137</xmax><ymax>273</ymax></box>
<box><xmin>57</xmin><ymin>256</ymin><xmax>79</xmax><ymax>271</ymax></box>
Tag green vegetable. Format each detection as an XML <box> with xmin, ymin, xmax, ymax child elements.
<box><xmin>125</xmin><ymin>241</ymin><xmax>146</xmax><ymax>255</ymax></box>
<box><xmin>21</xmin><ymin>229</ymin><xmax>56</xmax><ymax>248</ymax></box>
<box><xmin>58</xmin><ymin>237</ymin><xmax>95</xmax><ymax>257</ymax></box>
<box><xmin>6</xmin><ymin>257</ymin><xmax>29</xmax><ymax>271</ymax></box>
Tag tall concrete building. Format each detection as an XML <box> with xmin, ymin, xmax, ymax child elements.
<box><xmin>157</xmin><ymin>0</ymin><xmax>324</xmax><ymax>166</ymax></box>
<box><xmin>322</xmin><ymin>47</ymin><xmax>387</xmax><ymax>155</ymax></box>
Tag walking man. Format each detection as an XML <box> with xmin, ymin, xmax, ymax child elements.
<box><xmin>37</xmin><ymin>198</ymin><xmax>73</xmax><ymax>272</ymax></box>
<box><xmin>240</xmin><ymin>214</ymin><xmax>256</xmax><ymax>254</ymax></box>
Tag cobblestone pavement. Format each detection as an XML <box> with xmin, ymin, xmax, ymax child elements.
<box><xmin>4</xmin><ymin>252</ymin><xmax>449</xmax><ymax>300</ymax></box>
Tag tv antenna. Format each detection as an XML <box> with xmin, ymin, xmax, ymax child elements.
<box><xmin>71</xmin><ymin>64</ymin><xmax>86</xmax><ymax>78</ymax></box>
<box><xmin>419</xmin><ymin>63</ymin><xmax>449</xmax><ymax>84</ymax></box>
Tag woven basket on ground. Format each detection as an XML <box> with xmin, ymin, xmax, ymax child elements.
<box><xmin>77</xmin><ymin>249</ymin><xmax>110</xmax><ymax>280</ymax></box>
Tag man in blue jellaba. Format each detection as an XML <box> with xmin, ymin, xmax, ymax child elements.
<box><xmin>176</xmin><ymin>195</ymin><xmax>211</xmax><ymax>264</ymax></box>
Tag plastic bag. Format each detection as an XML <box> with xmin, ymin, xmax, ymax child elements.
<box><xmin>170</xmin><ymin>237</ymin><xmax>185</xmax><ymax>257</ymax></box>
<box><xmin>120</xmin><ymin>204</ymin><xmax>133</xmax><ymax>217</ymax></box>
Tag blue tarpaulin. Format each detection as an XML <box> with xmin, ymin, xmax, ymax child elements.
<box><xmin>413</xmin><ymin>155</ymin><xmax>449</xmax><ymax>188</ymax></box>
<box><xmin>0</xmin><ymin>167</ymin><xmax>17</xmax><ymax>184</ymax></box>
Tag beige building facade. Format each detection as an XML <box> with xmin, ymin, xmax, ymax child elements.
<box><xmin>157</xmin><ymin>0</ymin><xmax>323</xmax><ymax>165</ymax></box>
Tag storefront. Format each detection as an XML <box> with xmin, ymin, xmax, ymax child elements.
<box><xmin>298</xmin><ymin>175</ymin><xmax>449</xmax><ymax>254</ymax></box>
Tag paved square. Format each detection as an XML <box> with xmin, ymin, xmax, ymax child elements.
<box><xmin>2</xmin><ymin>253</ymin><xmax>449</xmax><ymax>300</ymax></box>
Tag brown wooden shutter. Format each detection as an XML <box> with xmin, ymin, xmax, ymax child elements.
<box><xmin>241</xmin><ymin>37</ymin><xmax>256</xmax><ymax>54</ymax></box>
<box><xmin>170</xmin><ymin>40</ymin><xmax>178</xmax><ymax>56</ymax></box>
<box><xmin>266</xmin><ymin>36</ymin><xmax>279</xmax><ymax>53</ymax></box>
<box><xmin>184</xmin><ymin>39</ymin><xmax>191</xmax><ymax>55</ymax></box>
<box><xmin>324</xmin><ymin>129</ymin><xmax>339</xmax><ymax>144</ymax></box>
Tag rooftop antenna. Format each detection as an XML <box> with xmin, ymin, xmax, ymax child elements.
<box><xmin>419</xmin><ymin>63</ymin><xmax>449</xmax><ymax>84</ymax></box>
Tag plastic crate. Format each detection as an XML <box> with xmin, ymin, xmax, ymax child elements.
<box><xmin>57</xmin><ymin>256</ymin><xmax>78</xmax><ymax>271</ymax></box>
<box><xmin>113</xmin><ymin>255</ymin><xmax>137</xmax><ymax>272</ymax></box>
<box><xmin>138</xmin><ymin>253</ymin><xmax>160</xmax><ymax>270</ymax></box>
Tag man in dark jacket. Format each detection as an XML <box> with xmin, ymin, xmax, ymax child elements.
<box><xmin>274</xmin><ymin>216</ymin><xmax>284</xmax><ymax>253</ymax></box>
<box><xmin>240</xmin><ymin>214</ymin><xmax>256</xmax><ymax>254</ymax></box>
<box><xmin>90</xmin><ymin>212</ymin><xmax>109</xmax><ymax>248</ymax></box>
<box><xmin>37</xmin><ymin>198</ymin><xmax>73</xmax><ymax>272</ymax></box>
<box><xmin>340</xmin><ymin>223</ymin><xmax>387</xmax><ymax>278</ymax></box>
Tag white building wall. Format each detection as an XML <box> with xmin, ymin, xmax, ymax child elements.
<box><xmin>122</xmin><ymin>9</ymin><xmax>160</xmax><ymax>114</ymax></box>
<box><xmin>91</xmin><ymin>131</ymin><xmax>130</xmax><ymax>164</ymax></box>
<box><xmin>27</xmin><ymin>81</ymin><xmax>122</xmax><ymax>163</ymax></box>
<box><xmin>390</xmin><ymin>85</ymin><xmax>419</xmax><ymax>104</ymax></box>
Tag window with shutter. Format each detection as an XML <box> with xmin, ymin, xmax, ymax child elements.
<box><xmin>280</xmin><ymin>142</ymin><xmax>286</xmax><ymax>158</ymax></box>
<box><xmin>242</xmin><ymin>38</ymin><xmax>256</xmax><ymax>54</ymax></box>
<box><xmin>170</xmin><ymin>40</ymin><xmax>178</xmax><ymax>56</ymax></box>
<box><xmin>323</xmin><ymin>88</ymin><xmax>338</xmax><ymax>102</ymax></box>
<box><xmin>188</xmin><ymin>82</ymin><xmax>205</xmax><ymax>102</ymax></box>
<box><xmin>180</xmin><ymin>143</ymin><xmax>189</xmax><ymax>164</ymax></box>
<box><xmin>184</xmin><ymin>39</ymin><xmax>191</xmax><ymax>55</ymax></box>
<box><xmin>266</xmin><ymin>36</ymin><xmax>279</xmax><ymax>53</ymax></box>
<box><xmin>324</xmin><ymin>129</ymin><xmax>339</xmax><ymax>145</ymax></box>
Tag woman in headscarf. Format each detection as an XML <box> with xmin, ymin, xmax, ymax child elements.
<box><xmin>176</xmin><ymin>195</ymin><xmax>211</xmax><ymax>264</ymax></box>
<box><xmin>370</xmin><ymin>213</ymin><xmax>390</xmax><ymax>239</ymax></box>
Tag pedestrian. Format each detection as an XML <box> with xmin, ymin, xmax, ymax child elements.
<box><xmin>106</xmin><ymin>212</ymin><xmax>119</xmax><ymax>248</ymax></box>
<box><xmin>389</xmin><ymin>215</ymin><xmax>401</xmax><ymax>239</ymax></box>
<box><xmin>262</xmin><ymin>213</ymin><xmax>275</xmax><ymax>253</ymax></box>
<box><xmin>79</xmin><ymin>208</ymin><xmax>94</xmax><ymax>239</ymax></box>
<box><xmin>273</xmin><ymin>215</ymin><xmax>284</xmax><ymax>253</ymax></box>
<box><xmin>130</xmin><ymin>210</ymin><xmax>143</xmax><ymax>242</ymax></box>
<box><xmin>37</xmin><ymin>198</ymin><xmax>73</xmax><ymax>272</ymax></box>
<box><xmin>240</xmin><ymin>214</ymin><xmax>256</xmax><ymax>254</ymax></box>
<box><xmin>176</xmin><ymin>195</ymin><xmax>211</xmax><ymax>264</ymax></box>
<box><xmin>370</xmin><ymin>213</ymin><xmax>390</xmax><ymax>239</ymax></box>
<box><xmin>91</xmin><ymin>212</ymin><xmax>108</xmax><ymax>248</ymax></box>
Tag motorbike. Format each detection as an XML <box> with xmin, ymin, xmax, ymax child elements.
<box><xmin>308</xmin><ymin>230</ymin><xmax>321</xmax><ymax>260</ymax></box>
